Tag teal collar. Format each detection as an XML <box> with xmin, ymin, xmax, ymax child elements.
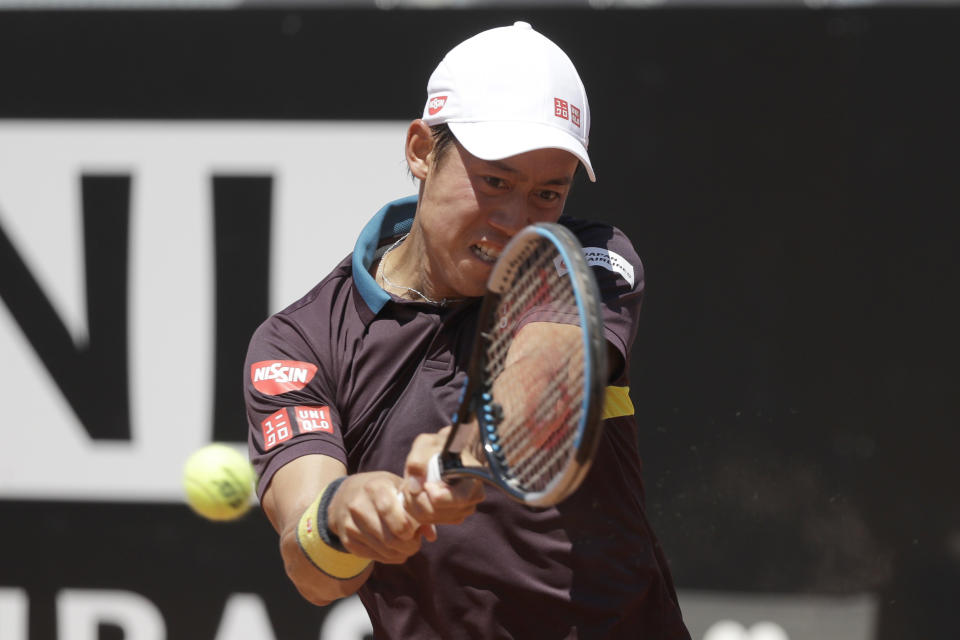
<box><xmin>352</xmin><ymin>195</ymin><xmax>418</xmax><ymax>314</ymax></box>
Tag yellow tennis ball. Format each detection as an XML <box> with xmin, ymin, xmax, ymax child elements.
<box><xmin>183</xmin><ymin>443</ymin><xmax>256</xmax><ymax>521</ymax></box>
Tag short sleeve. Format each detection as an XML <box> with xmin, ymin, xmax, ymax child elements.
<box><xmin>563</xmin><ymin>218</ymin><xmax>645</xmax><ymax>383</ymax></box>
<box><xmin>244</xmin><ymin>312</ymin><xmax>347</xmax><ymax>499</ymax></box>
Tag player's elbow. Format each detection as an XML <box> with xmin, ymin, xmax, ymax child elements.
<box><xmin>293</xmin><ymin>580</ymin><xmax>337</xmax><ymax>608</ymax></box>
<box><xmin>290</xmin><ymin>571</ymin><xmax>367</xmax><ymax>608</ymax></box>
<box><xmin>282</xmin><ymin>547</ymin><xmax>367</xmax><ymax>607</ymax></box>
<box><xmin>284</xmin><ymin>559</ymin><xmax>342</xmax><ymax>607</ymax></box>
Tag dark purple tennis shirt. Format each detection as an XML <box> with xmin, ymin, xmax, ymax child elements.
<box><xmin>244</xmin><ymin>196</ymin><xmax>689</xmax><ymax>639</ymax></box>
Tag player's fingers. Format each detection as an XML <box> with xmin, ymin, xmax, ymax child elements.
<box><xmin>342</xmin><ymin>509</ymin><xmax>421</xmax><ymax>564</ymax></box>
<box><xmin>418</xmin><ymin>479</ymin><xmax>483</xmax><ymax>525</ymax></box>
<box><xmin>452</xmin><ymin>477</ymin><xmax>485</xmax><ymax>504</ymax></box>
<box><xmin>328</xmin><ymin>480</ymin><xmax>421</xmax><ymax>563</ymax></box>
<box><xmin>370</xmin><ymin>526</ymin><xmax>423</xmax><ymax>564</ymax></box>
<box><xmin>341</xmin><ymin>536</ymin><xmax>411</xmax><ymax>566</ymax></box>
<box><xmin>417</xmin><ymin>523</ymin><xmax>438</xmax><ymax>542</ymax></box>
<box><xmin>402</xmin><ymin>478</ymin><xmax>440</xmax><ymax>524</ymax></box>
<box><xmin>425</xmin><ymin>477</ymin><xmax>485</xmax><ymax>506</ymax></box>
<box><xmin>404</xmin><ymin>427</ymin><xmax>452</xmax><ymax>479</ymax></box>
<box><xmin>358</xmin><ymin>487</ymin><xmax>424</xmax><ymax>556</ymax></box>
<box><xmin>377</xmin><ymin>488</ymin><xmax>421</xmax><ymax>542</ymax></box>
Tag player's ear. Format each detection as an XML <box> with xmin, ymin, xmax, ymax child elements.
<box><xmin>406</xmin><ymin>119</ymin><xmax>434</xmax><ymax>181</ymax></box>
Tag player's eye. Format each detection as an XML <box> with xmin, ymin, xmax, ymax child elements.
<box><xmin>537</xmin><ymin>190</ymin><xmax>562</xmax><ymax>202</ymax></box>
<box><xmin>482</xmin><ymin>176</ymin><xmax>508</xmax><ymax>190</ymax></box>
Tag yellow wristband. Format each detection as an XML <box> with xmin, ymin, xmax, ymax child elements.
<box><xmin>296</xmin><ymin>482</ymin><xmax>372</xmax><ymax>580</ymax></box>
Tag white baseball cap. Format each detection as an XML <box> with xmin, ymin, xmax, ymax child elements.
<box><xmin>421</xmin><ymin>21</ymin><xmax>595</xmax><ymax>182</ymax></box>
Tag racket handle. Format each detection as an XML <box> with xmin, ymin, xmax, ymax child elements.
<box><xmin>427</xmin><ymin>452</ymin><xmax>443</xmax><ymax>484</ymax></box>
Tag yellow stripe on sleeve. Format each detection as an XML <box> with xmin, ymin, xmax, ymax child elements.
<box><xmin>601</xmin><ymin>385</ymin><xmax>634</xmax><ymax>420</ymax></box>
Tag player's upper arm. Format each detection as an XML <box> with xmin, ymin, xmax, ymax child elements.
<box><xmin>565</xmin><ymin>220</ymin><xmax>645</xmax><ymax>384</ymax></box>
<box><xmin>244</xmin><ymin>312</ymin><xmax>348</xmax><ymax>501</ymax></box>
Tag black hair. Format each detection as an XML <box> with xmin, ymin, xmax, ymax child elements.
<box><xmin>429</xmin><ymin>123</ymin><xmax>456</xmax><ymax>166</ymax></box>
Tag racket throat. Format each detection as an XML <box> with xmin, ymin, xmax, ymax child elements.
<box><xmin>443</xmin><ymin>416</ymin><xmax>478</xmax><ymax>456</ymax></box>
<box><xmin>437</xmin><ymin>450</ymin><xmax>466</xmax><ymax>474</ymax></box>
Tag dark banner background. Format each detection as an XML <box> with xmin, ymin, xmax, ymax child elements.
<box><xmin>1</xmin><ymin>8</ymin><xmax>958</xmax><ymax>639</ymax></box>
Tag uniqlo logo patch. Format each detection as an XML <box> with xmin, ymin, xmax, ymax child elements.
<box><xmin>250</xmin><ymin>360</ymin><xmax>317</xmax><ymax>395</ymax></box>
<box><xmin>428</xmin><ymin>96</ymin><xmax>447</xmax><ymax>115</ymax></box>
<box><xmin>294</xmin><ymin>406</ymin><xmax>335</xmax><ymax>434</ymax></box>
<box><xmin>570</xmin><ymin>104</ymin><xmax>581</xmax><ymax>127</ymax></box>
<box><xmin>554</xmin><ymin>98</ymin><xmax>569</xmax><ymax>120</ymax></box>
<box><xmin>261</xmin><ymin>409</ymin><xmax>292</xmax><ymax>450</ymax></box>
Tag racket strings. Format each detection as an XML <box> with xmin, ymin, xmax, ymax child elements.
<box><xmin>482</xmin><ymin>239</ymin><xmax>585</xmax><ymax>493</ymax></box>
<box><xmin>501</xmin><ymin>349</ymin><xmax>583</xmax><ymax>490</ymax></box>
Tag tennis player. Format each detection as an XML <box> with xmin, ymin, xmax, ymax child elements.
<box><xmin>245</xmin><ymin>21</ymin><xmax>690</xmax><ymax>638</ymax></box>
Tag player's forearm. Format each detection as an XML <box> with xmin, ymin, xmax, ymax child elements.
<box><xmin>264</xmin><ymin>458</ymin><xmax>431</xmax><ymax>606</ymax></box>
<box><xmin>262</xmin><ymin>455</ymin><xmax>373</xmax><ymax>605</ymax></box>
<box><xmin>278</xmin><ymin>522</ymin><xmax>372</xmax><ymax>606</ymax></box>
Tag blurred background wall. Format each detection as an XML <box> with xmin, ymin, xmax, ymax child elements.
<box><xmin>1</xmin><ymin>4</ymin><xmax>958</xmax><ymax>639</ymax></box>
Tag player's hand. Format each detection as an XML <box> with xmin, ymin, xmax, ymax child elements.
<box><xmin>402</xmin><ymin>426</ymin><xmax>485</xmax><ymax>526</ymax></box>
<box><xmin>326</xmin><ymin>471</ymin><xmax>434</xmax><ymax>564</ymax></box>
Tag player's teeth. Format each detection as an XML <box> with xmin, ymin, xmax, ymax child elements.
<box><xmin>472</xmin><ymin>245</ymin><xmax>499</xmax><ymax>262</ymax></box>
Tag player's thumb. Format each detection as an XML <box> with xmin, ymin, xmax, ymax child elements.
<box><xmin>418</xmin><ymin>523</ymin><xmax>438</xmax><ymax>542</ymax></box>
<box><xmin>404</xmin><ymin>428</ymin><xmax>449</xmax><ymax>483</ymax></box>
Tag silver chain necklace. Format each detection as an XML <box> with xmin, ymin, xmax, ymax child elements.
<box><xmin>377</xmin><ymin>233</ymin><xmax>453</xmax><ymax>306</ymax></box>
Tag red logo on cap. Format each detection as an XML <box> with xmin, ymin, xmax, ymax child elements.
<box><xmin>554</xmin><ymin>98</ymin><xmax>569</xmax><ymax>121</ymax></box>
<box><xmin>570</xmin><ymin>105</ymin><xmax>581</xmax><ymax>128</ymax></box>
<box><xmin>250</xmin><ymin>360</ymin><xmax>317</xmax><ymax>395</ymax></box>
<box><xmin>428</xmin><ymin>96</ymin><xmax>448</xmax><ymax>116</ymax></box>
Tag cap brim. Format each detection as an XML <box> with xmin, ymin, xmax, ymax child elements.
<box><xmin>448</xmin><ymin>121</ymin><xmax>596</xmax><ymax>182</ymax></box>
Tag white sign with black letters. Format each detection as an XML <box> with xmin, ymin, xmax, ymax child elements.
<box><xmin>0</xmin><ymin>121</ymin><xmax>412</xmax><ymax>501</ymax></box>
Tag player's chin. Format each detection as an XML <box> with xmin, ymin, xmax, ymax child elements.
<box><xmin>457</xmin><ymin>255</ymin><xmax>494</xmax><ymax>295</ymax></box>
<box><xmin>448</xmin><ymin>277</ymin><xmax>487</xmax><ymax>300</ymax></box>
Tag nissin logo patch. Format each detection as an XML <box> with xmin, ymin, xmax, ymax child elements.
<box><xmin>250</xmin><ymin>360</ymin><xmax>317</xmax><ymax>395</ymax></box>
<box><xmin>428</xmin><ymin>96</ymin><xmax>448</xmax><ymax>115</ymax></box>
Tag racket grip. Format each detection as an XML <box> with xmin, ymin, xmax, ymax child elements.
<box><xmin>426</xmin><ymin>452</ymin><xmax>443</xmax><ymax>484</ymax></box>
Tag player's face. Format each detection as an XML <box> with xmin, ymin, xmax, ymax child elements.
<box><xmin>412</xmin><ymin>136</ymin><xmax>580</xmax><ymax>299</ymax></box>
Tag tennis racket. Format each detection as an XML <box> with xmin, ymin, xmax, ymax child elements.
<box><xmin>426</xmin><ymin>222</ymin><xmax>607</xmax><ymax>507</ymax></box>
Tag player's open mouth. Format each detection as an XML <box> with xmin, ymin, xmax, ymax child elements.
<box><xmin>471</xmin><ymin>244</ymin><xmax>500</xmax><ymax>263</ymax></box>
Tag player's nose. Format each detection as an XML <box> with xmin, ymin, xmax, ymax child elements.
<box><xmin>487</xmin><ymin>194</ymin><xmax>531</xmax><ymax>237</ymax></box>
